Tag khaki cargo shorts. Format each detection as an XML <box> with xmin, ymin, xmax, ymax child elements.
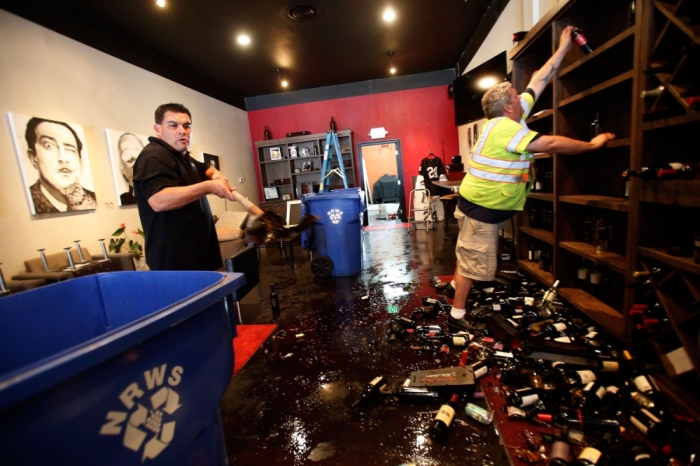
<box><xmin>454</xmin><ymin>208</ymin><xmax>502</xmax><ymax>282</ymax></box>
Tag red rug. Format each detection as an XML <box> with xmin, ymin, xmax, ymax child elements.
<box><xmin>232</xmin><ymin>324</ymin><xmax>277</xmax><ymax>377</ymax></box>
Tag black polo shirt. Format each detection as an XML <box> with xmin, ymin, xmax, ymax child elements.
<box><xmin>133</xmin><ymin>137</ymin><xmax>222</xmax><ymax>271</ymax></box>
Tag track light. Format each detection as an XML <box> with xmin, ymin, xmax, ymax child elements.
<box><xmin>277</xmin><ymin>68</ymin><xmax>288</xmax><ymax>88</ymax></box>
<box><xmin>388</xmin><ymin>51</ymin><xmax>396</xmax><ymax>75</ymax></box>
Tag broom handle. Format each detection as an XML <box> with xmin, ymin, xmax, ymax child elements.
<box><xmin>231</xmin><ymin>190</ymin><xmax>265</xmax><ymax>218</ymax></box>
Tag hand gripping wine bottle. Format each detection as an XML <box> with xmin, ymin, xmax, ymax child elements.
<box><xmin>270</xmin><ymin>284</ymin><xmax>280</xmax><ymax>321</ymax></box>
<box><xmin>572</xmin><ymin>27</ymin><xmax>593</xmax><ymax>54</ymax></box>
<box><xmin>351</xmin><ymin>376</ymin><xmax>388</xmax><ymax>409</ymax></box>
<box><xmin>430</xmin><ymin>394</ymin><xmax>460</xmax><ymax>440</ymax></box>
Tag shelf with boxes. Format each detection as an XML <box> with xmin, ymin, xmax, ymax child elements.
<box><xmin>254</xmin><ymin>130</ymin><xmax>357</xmax><ymax>208</ymax></box>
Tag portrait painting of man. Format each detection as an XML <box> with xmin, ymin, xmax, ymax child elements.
<box><xmin>106</xmin><ymin>129</ymin><xmax>149</xmax><ymax>206</ymax></box>
<box><xmin>8</xmin><ymin>113</ymin><xmax>97</xmax><ymax>214</ymax></box>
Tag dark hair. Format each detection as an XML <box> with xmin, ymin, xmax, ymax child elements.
<box><xmin>154</xmin><ymin>103</ymin><xmax>192</xmax><ymax>124</ymax></box>
<box><xmin>25</xmin><ymin>117</ymin><xmax>83</xmax><ymax>157</ymax></box>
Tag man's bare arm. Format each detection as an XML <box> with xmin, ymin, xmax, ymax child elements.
<box><xmin>526</xmin><ymin>26</ymin><xmax>573</xmax><ymax>100</ymax></box>
<box><xmin>526</xmin><ymin>132</ymin><xmax>616</xmax><ymax>155</ymax></box>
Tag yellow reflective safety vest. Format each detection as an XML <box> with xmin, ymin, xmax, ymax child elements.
<box><xmin>459</xmin><ymin>92</ymin><xmax>538</xmax><ymax>211</ymax></box>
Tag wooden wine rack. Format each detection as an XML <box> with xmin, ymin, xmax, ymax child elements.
<box><xmin>512</xmin><ymin>0</ymin><xmax>700</xmax><ymax>418</ymax></box>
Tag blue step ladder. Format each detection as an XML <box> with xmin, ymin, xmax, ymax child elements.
<box><xmin>318</xmin><ymin>131</ymin><xmax>348</xmax><ymax>192</ymax></box>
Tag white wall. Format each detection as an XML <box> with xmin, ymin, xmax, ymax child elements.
<box><xmin>0</xmin><ymin>10</ymin><xmax>256</xmax><ymax>275</ymax></box>
<box><xmin>458</xmin><ymin>0</ymin><xmax>560</xmax><ymax>165</ymax></box>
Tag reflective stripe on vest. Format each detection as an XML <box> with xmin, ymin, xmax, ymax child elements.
<box><xmin>507</xmin><ymin>126</ymin><xmax>533</xmax><ymax>153</ymax></box>
<box><xmin>468</xmin><ymin>166</ymin><xmax>527</xmax><ymax>184</ymax></box>
<box><xmin>474</xmin><ymin>119</ymin><xmax>499</xmax><ymax>154</ymax></box>
<box><xmin>471</xmin><ymin>152</ymin><xmax>530</xmax><ymax>170</ymax></box>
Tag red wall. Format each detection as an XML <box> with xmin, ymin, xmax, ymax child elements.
<box><xmin>247</xmin><ymin>85</ymin><xmax>458</xmax><ymax>205</ymax></box>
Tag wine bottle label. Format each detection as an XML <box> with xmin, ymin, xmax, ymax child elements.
<box><xmin>635</xmin><ymin>453</ymin><xmax>652</xmax><ymax>461</ymax></box>
<box><xmin>507</xmin><ymin>406</ymin><xmax>526</xmax><ymax>418</ymax></box>
<box><xmin>606</xmin><ymin>385</ymin><xmax>619</xmax><ymax>394</ymax></box>
<box><xmin>594</xmin><ymin>385</ymin><xmax>607</xmax><ymax>400</ymax></box>
<box><xmin>600</xmin><ymin>361</ymin><xmax>619</xmax><ymax>372</ymax></box>
<box><xmin>553</xmin><ymin>335</ymin><xmax>572</xmax><ymax>343</ymax></box>
<box><xmin>577</xmin><ymin>370</ymin><xmax>597</xmax><ymax>384</ymax></box>
<box><xmin>550</xmin><ymin>440</ymin><xmax>571</xmax><ymax>461</ymax></box>
<box><xmin>452</xmin><ymin>336</ymin><xmax>467</xmax><ymax>346</ymax></box>
<box><xmin>474</xmin><ymin>365</ymin><xmax>488</xmax><ymax>379</ymax></box>
<box><xmin>583</xmin><ymin>381</ymin><xmax>596</xmax><ymax>391</ymax></box>
<box><xmin>630</xmin><ymin>415</ymin><xmax>648</xmax><ymax>435</ymax></box>
<box><xmin>435</xmin><ymin>405</ymin><xmax>455</xmax><ymax>426</ymax></box>
<box><xmin>520</xmin><ymin>393</ymin><xmax>539</xmax><ymax>406</ymax></box>
<box><xmin>507</xmin><ymin>318</ymin><xmax>519</xmax><ymax>328</ymax></box>
<box><xmin>633</xmin><ymin>375</ymin><xmax>653</xmax><ymax>393</ymax></box>
<box><xmin>578</xmin><ymin>268</ymin><xmax>589</xmax><ymax>280</ymax></box>
<box><xmin>578</xmin><ymin>447</ymin><xmax>602</xmax><ymax>464</ymax></box>
<box><xmin>464</xmin><ymin>403</ymin><xmax>493</xmax><ymax>425</ymax></box>
<box><xmin>585</xmin><ymin>331</ymin><xmax>598</xmax><ymax>339</ymax></box>
<box><xmin>590</xmin><ymin>272</ymin><xmax>602</xmax><ymax>285</ymax></box>
<box><xmin>369</xmin><ymin>376</ymin><xmax>383</xmax><ymax>386</ymax></box>
<box><xmin>553</xmin><ymin>322</ymin><xmax>567</xmax><ymax>332</ymax></box>
<box><xmin>492</xmin><ymin>304</ymin><xmax>501</xmax><ymax>311</ymax></box>
<box><xmin>568</xmin><ymin>429</ymin><xmax>585</xmax><ymax>446</ymax></box>
<box><xmin>574</xmin><ymin>34</ymin><xmax>589</xmax><ymax>48</ymax></box>
<box><xmin>641</xmin><ymin>408</ymin><xmax>662</xmax><ymax>423</ymax></box>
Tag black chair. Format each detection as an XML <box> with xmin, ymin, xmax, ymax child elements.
<box><xmin>225</xmin><ymin>244</ymin><xmax>264</xmax><ymax>324</ymax></box>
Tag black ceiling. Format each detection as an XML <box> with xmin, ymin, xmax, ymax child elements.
<box><xmin>0</xmin><ymin>0</ymin><xmax>506</xmax><ymax>110</ymax></box>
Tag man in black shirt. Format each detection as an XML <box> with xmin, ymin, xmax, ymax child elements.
<box><xmin>133</xmin><ymin>103</ymin><xmax>236</xmax><ymax>270</ymax></box>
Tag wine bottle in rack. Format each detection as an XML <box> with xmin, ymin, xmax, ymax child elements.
<box><xmin>622</xmin><ymin>168</ymin><xmax>630</xmax><ymax>198</ymax></box>
<box><xmin>577</xmin><ymin>258</ymin><xmax>589</xmax><ymax>290</ymax></box>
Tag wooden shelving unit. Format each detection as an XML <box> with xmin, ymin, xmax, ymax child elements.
<box><xmin>512</xmin><ymin>0</ymin><xmax>700</xmax><ymax>417</ymax></box>
<box><xmin>254</xmin><ymin>130</ymin><xmax>357</xmax><ymax>214</ymax></box>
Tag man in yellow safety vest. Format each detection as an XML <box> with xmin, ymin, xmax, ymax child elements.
<box><xmin>448</xmin><ymin>26</ymin><xmax>616</xmax><ymax>331</ymax></box>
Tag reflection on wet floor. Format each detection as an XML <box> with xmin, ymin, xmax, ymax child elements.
<box><xmin>220</xmin><ymin>226</ymin><xmax>510</xmax><ymax>465</ymax></box>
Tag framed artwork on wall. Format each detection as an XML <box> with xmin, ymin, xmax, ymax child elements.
<box><xmin>106</xmin><ymin>129</ymin><xmax>149</xmax><ymax>206</ymax></box>
<box><xmin>203</xmin><ymin>153</ymin><xmax>221</xmax><ymax>171</ymax></box>
<box><xmin>269</xmin><ymin>147</ymin><xmax>282</xmax><ymax>160</ymax></box>
<box><xmin>8</xmin><ymin>112</ymin><xmax>97</xmax><ymax>215</ymax></box>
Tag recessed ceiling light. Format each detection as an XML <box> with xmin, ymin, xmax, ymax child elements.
<box><xmin>281</xmin><ymin>80</ymin><xmax>288</xmax><ymax>88</ymax></box>
<box><xmin>237</xmin><ymin>34</ymin><xmax>251</xmax><ymax>45</ymax></box>
<box><xmin>383</xmin><ymin>8</ymin><xmax>396</xmax><ymax>22</ymax></box>
<box><xmin>390</xmin><ymin>67</ymin><xmax>396</xmax><ymax>75</ymax></box>
<box><xmin>478</xmin><ymin>77</ymin><xmax>497</xmax><ymax>89</ymax></box>
<box><xmin>156</xmin><ymin>0</ymin><xmax>165</xmax><ymax>7</ymax></box>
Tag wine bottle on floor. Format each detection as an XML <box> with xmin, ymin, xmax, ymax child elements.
<box><xmin>270</xmin><ymin>284</ymin><xmax>280</xmax><ymax>321</ymax></box>
<box><xmin>430</xmin><ymin>394</ymin><xmax>459</xmax><ymax>440</ymax></box>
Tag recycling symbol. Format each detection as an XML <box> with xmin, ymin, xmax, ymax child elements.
<box><xmin>122</xmin><ymin>387</ymin><xmax>181</xmax><ymax>461</ymax></box>
<box><xmin>327</xmin><ymin>208</ymin><xmax>343</xmax><ymax>224</ymax></box>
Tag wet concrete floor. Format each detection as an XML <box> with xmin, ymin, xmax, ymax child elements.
<box><xmin>220</xmin><ymin>225</ymin><xmax>512</xmax><ymax>465</ymax></box>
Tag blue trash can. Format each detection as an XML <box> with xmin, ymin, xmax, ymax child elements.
<box><xmin>301</xmin><ymin>188</ymin><xmax>365</xmax><ymax>276</ymax></box>
<box><xmin>0</xmin><ymin>271</ymin><xmax>245</xmax><ymax>465</ymax></box>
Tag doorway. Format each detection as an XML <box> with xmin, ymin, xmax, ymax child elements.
<box><xmin>358</xmin><ymin>140</ymin><xmax>406</xmax><ymax>225</ymax></box>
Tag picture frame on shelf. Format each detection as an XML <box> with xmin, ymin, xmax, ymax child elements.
<box><xmin>269</xmin><ymin>147</ymin><xmax>282</xmax><ymax>160</ymax></box>
<box><xmin>302</xmin><ymin>161</ymin><xmax>312</xmax><ymax>172</ymax></box>
<box><xmin>263</xmin><ymin>186</ymin><xmax>280</xmax><ymax>200</ymax></box>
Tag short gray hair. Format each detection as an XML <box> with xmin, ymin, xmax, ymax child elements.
<box><xmin>481</xmin><ymin>81</ymin><xmax>512</xmax><ymax>119</ymax></box>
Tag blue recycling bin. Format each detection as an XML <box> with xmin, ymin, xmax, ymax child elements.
<box><xmin>301</xmin><ymin>188</ymin><xmax>365</xmax><ymax>276</ymax></box>
<box><xmin>0</xmin><ymin>271</ymin><xmax>245</xmax><ymax>465</ymax></box>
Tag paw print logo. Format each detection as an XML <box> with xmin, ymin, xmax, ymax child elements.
<box><xmin>327</xmin><ymin>208</ymin><xmax>343</xmax><ymax>224</ymax></box>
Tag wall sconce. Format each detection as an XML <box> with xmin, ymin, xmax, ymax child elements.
<box><xmin>388</xmin><ymin>51</ymin><xmax>396</xmax><ymax>75</ymax></box>
<box><xmin>277</xmin><ymin>68</ymin><xmax>288</xmax><ymax>88</ymax></box>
